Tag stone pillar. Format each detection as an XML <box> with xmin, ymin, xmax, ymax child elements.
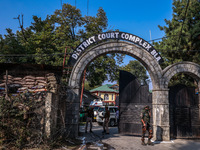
<box><xmin>65</xmin><ymin>87</ymin><xmax>80</xmax><ymax>138</ymax></box>
<box><xmin>44</xmin><ymin>92</ymin><xmax>59</xmax><ymax>138</ymax></box>
<box><xmin>152</xmin><ymin>89</ymin><xmax>170</xmax><ymax>141</ymax></box>
<box><xmin>198</xmin><ymin>81</ymin><xmax>200</xmax><ymax>120</ymax></box>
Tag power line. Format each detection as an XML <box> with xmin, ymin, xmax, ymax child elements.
<box><xmin>147</xmin><ymin>35</ymin><xmax>177</xmax><ymax>42</ymax></box>
<box><xmin>147</xmin><ymin>34</ymin><xmax>192</xmax><ymax>43</ymax></box>
<box><xmin>0</xmin><ymin>53</ymin><xmax>71</xmax><ymax>57</ymax></box>
<box><xmin>176</xmin><ymin>0</ymin><xmax>190</xmax><ymax>50</ymax></box>
<box><xmin>0</xmin><ymin>49</ymin><xmax>200</xmax><ymax>58</ymax></box>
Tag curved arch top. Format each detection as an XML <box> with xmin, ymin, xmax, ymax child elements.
<box><xmin>68</xmin><ymin>31</ymin><xmax>164</xmax><ymax>66</ymax></box>
<box><xmin>68</xmin><ymin>41</ymin><xmax>163</xmax><ymax>89</ymax></box>
<box><xmin>162</xmin><ymin>61</ymin><xmax>200</xmax><ymax>88</ymax></box>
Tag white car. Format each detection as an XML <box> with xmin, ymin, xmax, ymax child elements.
<box><xmin>96</xmin><ymin>106</ymin><xmax>118</xmax><ymax>127</ymax></box>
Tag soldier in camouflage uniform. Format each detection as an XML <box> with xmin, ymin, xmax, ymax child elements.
<box><xmin>102</xmin><ymin>106</ymin><xmax>110</xmax><ymax>134</ymax></box>
<box><xmin>141</xmin><ymin>105</ymin><xmax>154</xmax><ymax>146</ymax></box>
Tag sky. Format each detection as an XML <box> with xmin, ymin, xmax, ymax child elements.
<box><xmin>0</xmin><ymin>0</ymin><xmax>173</xmax><ymax>89</ymax></box>
<box><xmin>0</xmin><ymin>0</ymin><xmax>173</xmax><ymax>39</ymax></box>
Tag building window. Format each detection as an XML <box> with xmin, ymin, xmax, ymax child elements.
<box><xmin>104</xmin><ymin>94</ymin><xmax>109</xmax><ymax>100</ymax></box>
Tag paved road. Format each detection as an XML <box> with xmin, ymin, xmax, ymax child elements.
<box><xmin>78</xmin><ymin>122</ymin><xmax>200</xmax><ymax>150</ymax></box>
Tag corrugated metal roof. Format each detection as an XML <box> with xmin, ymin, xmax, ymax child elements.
<box><xmin>90</xmin><ymin>84</ymin><xmax>118</xmax><ymax>93</ymax></box>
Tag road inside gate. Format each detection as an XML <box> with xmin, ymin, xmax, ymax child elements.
<box><xmin>77</xmin><ymin>122</ymin><xmax>200</xmax><ymax>150</ymax></box>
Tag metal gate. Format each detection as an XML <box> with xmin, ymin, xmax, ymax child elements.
<box><xmin>169</xmin><ymin>84</ymin><xmax>200</xmax><ymax>138</ymax></box>
<box><xmin>119</xmin><ymin>70</ymin><xmax>152</xmax><ymax>135</ymax></box>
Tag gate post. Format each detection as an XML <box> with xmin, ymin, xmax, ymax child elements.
<box><xmin>198</xmin><ymin>81</ymin><xmax>200</xmax><ymax>120</ymax></box>
<box><xmin>65</xmin><ymin>87</ymin><xmax>80</xmax><ymax>138</ymax></box>
<box><xmin>152</xmin><ymin>88</ymin><xmax>170</xmax><ymax>141</ymax></box>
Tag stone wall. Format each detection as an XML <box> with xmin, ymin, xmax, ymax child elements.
<box><xmin>0</xmin><ymin>63</ymin><xmax>62</xmax><ymax>139</ymax></box>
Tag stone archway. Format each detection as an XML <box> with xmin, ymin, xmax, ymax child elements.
<box><xmin>65</xmin><ymin>32</ymin><xmax>200</xmax><ymax>141</ymax></box>
<box><xmin>67</xmin><ymin>40</ymin><xmax>170</xmax><ymax>140</ymax></box>
<box><xmin>161</xmin><ymin>61</ymin><xmax>200</xmax><ymax>139</ymax></box>
<box><xmin>162</xmin><ymin>61</ymin><xmax>200</xmax><ymax>88</ymax></box>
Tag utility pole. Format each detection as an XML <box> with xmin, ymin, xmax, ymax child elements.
<box><xmin>149</xmin><ymin>30</ymin><xmax>152</xmax><ymax>44</ymax></box>
<box><xmin>80</xmin><ymin>69</ymin><xmax>86</xmax><ymax>107</ymax></box>
<box><xmin>87</xmin><ymin>0</ymin><xmax>89</xmax><ymax>16</ymax></box>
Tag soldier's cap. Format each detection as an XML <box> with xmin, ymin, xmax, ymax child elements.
<box><xmin>144</xmin><ymin>105</ymin><xmax>150</xmax><ymax>109</ymax></box>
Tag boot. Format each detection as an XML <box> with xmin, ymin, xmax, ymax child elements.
<box><xmin>141</xmin><ymin>139</ymin><xmax>146</xmax><ymax>146</ymax></box>
<box><xmin>147</xmin><ymin>139</ymin><xmax>154</xmax><ymax>146</ymax></box>
<box><xmin>102</xmin><ymin>130</ymin><xmax>106</xmax><ymax>134</ymax></box>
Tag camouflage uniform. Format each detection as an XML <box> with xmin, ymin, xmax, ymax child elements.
<box><xmin>141</xmin><ymin>106</ymin><xmax>153</xmax><ymax>145</ymax></box>
<box><xmin>102</xmin><ymin>107</ymin><xmax>110</xmax><ymax>134</ymax></box>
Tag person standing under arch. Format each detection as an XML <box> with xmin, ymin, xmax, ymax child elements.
<box><xmin>81</xmin><ymin>107</ymin><xmax>94</xmax><ymax>133</ymax></box>
<box><xmin>102</xmin><ymin>106</ymin><xmax>110</xmax><ymax>134</ymax></box>
<box><xmin>141</xmin><ymin>105</ymin><xmax>154</xmax><ymax>146</ymax></box>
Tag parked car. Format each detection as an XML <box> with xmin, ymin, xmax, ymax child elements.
<box><xmin>96</xmin><ymin>106</ymin><xmax>118</xmax><ymax>127</ymax></box>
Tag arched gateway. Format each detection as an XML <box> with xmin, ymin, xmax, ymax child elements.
<box><xmin>66</xmin><ymin>31</ymin><xmax>200</xmax><ymax>141</ymax></box>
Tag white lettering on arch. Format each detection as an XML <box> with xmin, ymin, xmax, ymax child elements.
<box><xmin>69</xmin><ymin>31</ymin><xmax>163</xmax><ymax>65</ymax></box>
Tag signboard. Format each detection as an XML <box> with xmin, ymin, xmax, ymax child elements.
<box><xmin>68</xmin><ymin>31</ymin><xmax>163</xmax><ymax>66</ymax></box>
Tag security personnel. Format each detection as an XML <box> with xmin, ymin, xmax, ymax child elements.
<box><xmin>83</xmin><ymin>107</ymin><xmax>94</xmax><ymax>133</ymax></box>
<box><xmin>102</xmin><ymin>106</ymin><xmax>110</xmax><ymax>134</ymax></box>
<box><xmin>141</xmin><ymin>105</ymin><xmax>154</xmax><ymax>146</ymax></box>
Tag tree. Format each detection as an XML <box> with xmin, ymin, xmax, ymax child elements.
<box><xmin>0</xmin><ymin>4</ymin><xmax>84</xmax><ymax>66</ymax></box>
<box><xmin>155</xmin><ymin>0</ymin><xmax>200</xmax><ymax>68</ymax></box>
<box><xmin>80</xmin><ymin>7</ymin><xmax>108</xmax><ymax>38</ymax></box>
<box><xmin>154</xmin><ymin>0</ymin><xmax>200</xmax><ymax>86</ymax></box>
<box><xmin>0</xmin><ymin>3</ymin><xmax>125</xmax><ymax>87</ymax></box>
<box><xmin>86</xmin><ymin>54</ymin><xmax>121</xmax><ymax>88</ymax></box>
<box><xmin>0</xmin><ymin>29</ymin><xmax>26</xmax><ymax>63</ymax></box>
<box><xmin>120</xmin><ymin>60</ymin><xmax>149</xmax><ymax>85</ymax></box>
<box><xmin>26</xmin><ymin>15</ymin><xmax>58</xmax><ymax>65</ymax></box>
<box><xmin>80</xmin><ymin>7</ymin><xmax>124</xmax><ymax>88</ymax></box>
